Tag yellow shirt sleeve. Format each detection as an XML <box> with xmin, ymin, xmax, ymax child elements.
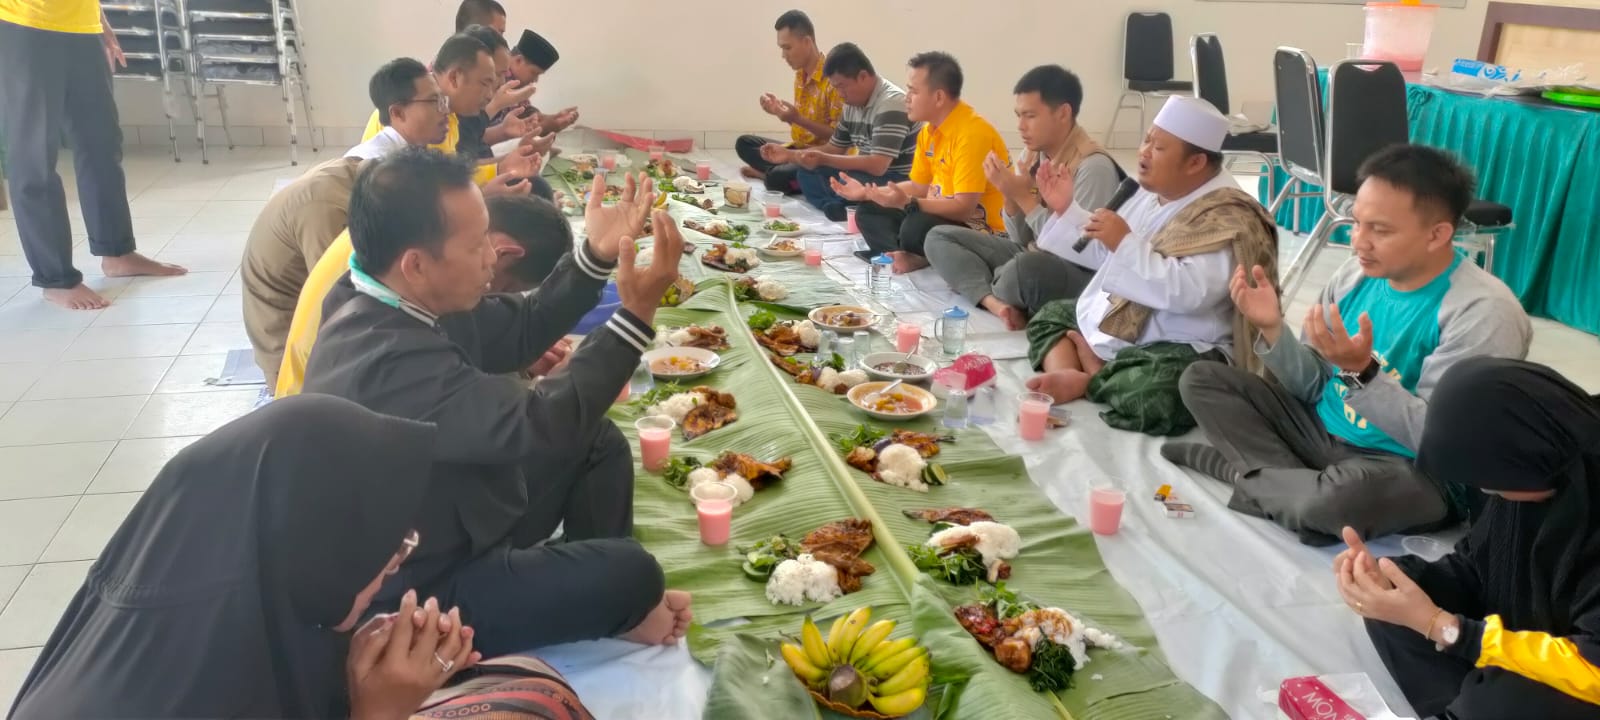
<box><xmin>909</xmin><ymin>129</ymin><xmax>934</xmax><ymax>187</ymax></box>
<box><xmin>1477</xmin><ymin>614</ymin><xmax>1600</xmax><ymax>705</ymax></box>
<box><xmin>0</xmin><ymin>0</ymin><xmax>101</xmax><ymax>34</ymax></box>
<box><xmin>361</xmin><ymin>110</ymin><xmax>383</xmax><ymax>142</ymax></box>
<box><xmin>275</xmin><ymin>231</ymin><xmax>354</xmax><ymax>398</ymax></box>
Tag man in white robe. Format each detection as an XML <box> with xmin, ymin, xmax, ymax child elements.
<box><xmin>1023</xmin><ymin>96</ymin><xmax>1280</xmax><ymax>436</ymax></box>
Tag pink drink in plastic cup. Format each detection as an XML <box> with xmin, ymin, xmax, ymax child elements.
<box><xmin>846</xmin><ymin>206</ymin><xmax>859</xmax><ymax>233</ymax></box>
<box><xmin>634</xmin><ymin>416</ymin><xmax>674</xmax><ymax>472</ymax></box>
<box><xmin>1089</xmin><ymin>486</ymin><xmax>1126</xmax><ymax>535</ymax></box>
<box><xmin>1018</xmin><ymin>392</ymin><xmax>1051</xmax><ymax>441</ymax></box>
<box><xmin>691</xmin><ymin>482</ymin><xmax>737</xmax><ymax>545</ymax></box>
<box><xmin>600</xmin><ymin>151</ymin><xmax>618</xmax><ymax>171</ymax></box>
<box><xmin>696</xmin><ymin>161</ymin><xmax>712</xmax><ymax>181</ymax></box>
<box><xmin>895</xmin><ymin>323</ymin><xmax>922</xmax><ymax>354</ymax></box>
<box><xmin>804</xmin><ymin>249</ymin><xmax>823</xmax><ymax>266</ymax></box>
<box><xmin>649</xmin><ymin>143</ymin><xmax>665</xmax><ymax>161</ymax></box>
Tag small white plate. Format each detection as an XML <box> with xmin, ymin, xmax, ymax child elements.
<box><xmin>760</xmin><ymin>238</ymin><xmax>804</xmax><ymax>257</ymax></box>
<box><xmin>809</xmin><ymin>305</ymin><xmax>877</xmax><ymax>333</ymax></box>
<box><xmin>641</xmin><ymin>346</ymin><xmax>722</xmax><ymax>381</ymax></box>
<box><xmin>762</xmin><ymin>220</ymin><xmax>805</xmax><ymax>238</ymax></box>
<box><xmin>847</xmin><ymin>381</ymin><xmax>937</xmax><ymax>420</ymax></box>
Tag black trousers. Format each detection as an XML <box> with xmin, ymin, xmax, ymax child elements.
<box><xmin>0</xmin><ymin>21</ymin><xmax>137</xmax><ymax>289</ymax></box>
<box><xmin>374</xmin><ymin>422</ymin><xmax>662</xmax><ymax>657</ymax></box>
<box><xmin>1179</xmin><ymin>361</ymin><xmax>1451</xmax><ymax>545</ymax></box>
<box><xmin>735</xmin><ymin>134</ymin><xmax>800</xmax><ymax>193</ymax></box>
<box><xmin>855</xmin><ymin>204</ymin><xmax>962</xmax><ymax>257</ymax></box>
<box><xmin>1367</xmin><ymin>556</ymin><xmax>1600</xmax><ymax>720</ymax></box>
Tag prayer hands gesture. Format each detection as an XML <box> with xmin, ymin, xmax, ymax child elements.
<box><xmin>1333</xmin><ymin>527</ymin><xmax>1441</xmax><ymax>636</ymax></box>
<box><xmin>496</xmin><ymin>103</ymin><xmax>538</xmax><ymax>138</ymax></box>
<box><xmin>497</xmin><ymin>144</ymin><xmax>544</xmax><ymax>178</ymax></box>
<box><xmin>616</xmin><ymin>210</ymin><xmax>685</xmax><ymax>325</ymax></box>
<box><xmin>1230</xmin><ymin>265</ymin><xmax>1284</xmax><ymax>339</ymax></box>
<box><xmin>759</xmin><ymin>93</ymin><xmax>799</xmax><ymax>123</ymax></box>
<box><xmin>983</xmin><ymin>152</ymin><xmax>1031</xmax><ymax>203</ymax></box>
<box><xmin>347</xmin><ymin>591</ymin><xmax>479</xmax><ymax>720</ymax></box>
<box><xmin>520</xmin><ymin>131</ymin><xmax>557</xmax><ymax>156</ymax></box>
<box><xmin>1035</xmin><ymin>162</ymin><xmax>1075</xmax><ymax>215</ymax></box>
<box><xmin>550</xmin><ymin>107</ymin><xmax>580</xmax><ymax>132</ymax></box>
<box><xmin>584</xmin><ymin>172</ymin><xmax>656</xmax><ymax>262</ymax></box>
<box><xmin>866</xmin><ymin>182</ymin><xmax>912</xmax><ymax>210</ymax></box>
<box><xmin>1081</xmin><ymin>208</ymin><xmax>1132</xmax><ymax>251</ymax></box>
<box><xmin>1304</xmin><ymin>302</ymin><xmax>1375</xmax><ymax>374</ymax></box>
<box><xmin>758</xmin><ymin>143</ymin><xmax>791</xmax><ymax>165</ymax></box>
<box><xmin>829</xmin><ymin>173</ymin><xmax>870</xmax><ymax>202</ymax></box>
<box><xmin>490</xmin><ymin>79</ymin><xmax>539</xmax><ymax>117</ymax></box>
<box><xmin>794</xmin><ymin>149</ymin><xmax>824</xmax><ymax>170</ymax></box>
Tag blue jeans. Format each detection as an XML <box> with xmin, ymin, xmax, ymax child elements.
<box><xmin>795</xmin><ymin>167</ymin><xmax>906</xmax><ymax>212</ymax></box>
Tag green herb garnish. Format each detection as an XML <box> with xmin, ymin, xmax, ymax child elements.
<box><xmin>830</xmin><ymin>424</ymin><xmax>888</xmax><ymax>455</ymax></box>
<box><xmin>906</xmin><ymin>542</ymin><xmax>987</xmax><ymax>585</ymax></box>
<box><xmin>980</xmin><ymin>581</ymin><xmax>1037</xmax><ymax>620</ymax></box>
<box><xmin>1027</xmin><ymin>639</ymin><xmax>1077</xmax><ymax>693</ymax></box>
<box><xmin>739</xmin><ymin>534</ymin><xmax>802</xmax><ymax>581</ymax></box>
<box><xmin>661</xmin><ymin>456</ymin><xmax>703</xmax><ymax>490</ymax></box>
<box><xmin>725</xmin><ymin>224</ymin><xmax>752</xmax><ymax>243</ymax></box>
<box><xmin>764</xmin><ymin>219</ymin><xmax>799</xmax><ymax>232</ymax></box>
<box><xmin>628</xmin><ymin>382</ymin><xmax>689</xmax><ymax>411</ymax></box>
<box><xmin>747</xmin><ymin>309</ymin><xmax>777</xmax><ymax>332</ymax></box>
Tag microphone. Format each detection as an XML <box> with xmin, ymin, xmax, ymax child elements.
<box><xmin>1072</xmin><ymin>178</ymin><xmax>1140</xmax><ymax>253</ymax></box>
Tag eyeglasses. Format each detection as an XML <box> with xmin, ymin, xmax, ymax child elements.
<box><xmin>403</xmin><ymin>94</ymin><xmax>449</xmax><ymax>114</ymax></box>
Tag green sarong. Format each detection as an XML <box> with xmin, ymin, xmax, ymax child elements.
<box><xmin>1026</xmin><ymin>298</ymin><xmax>1222</xmax><ymax>436</ymax></box>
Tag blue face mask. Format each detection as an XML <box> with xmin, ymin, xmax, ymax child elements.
<box><xmin>348</xmin><ymin>254</ymin><xmax>437</xmax><ymax>326</ymax></box>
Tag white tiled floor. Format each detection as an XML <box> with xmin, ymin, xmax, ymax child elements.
<box><xmin>2</xmin><ymin>145</ymin><xmax>1599</xmax><ymax>711</ymax></box>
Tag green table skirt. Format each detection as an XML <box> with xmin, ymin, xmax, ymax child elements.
<box><xmin>1258</xmin><ymin>78</ymin><xmax>1600</xmax><ymax>335</ymax></box>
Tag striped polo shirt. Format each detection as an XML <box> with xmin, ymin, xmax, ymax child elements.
<box><xmin>827</xmin><ymin>77</ymin><xmax>920</xmax><ymax>177</ymax></box>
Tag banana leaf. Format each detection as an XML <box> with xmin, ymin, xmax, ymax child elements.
<box><xmin>612</xmin><ymin>231</ymin><xmax>1221</xmax><ymax>719</ymax></box>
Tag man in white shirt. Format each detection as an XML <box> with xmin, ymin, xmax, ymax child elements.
<box><xmin>1023</xmin><ymin>96</ymin><xmax>1279</xmax><ymax>436</ymax></box>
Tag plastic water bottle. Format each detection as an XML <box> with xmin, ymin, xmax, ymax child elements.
<box><xmin>629</xmin><ymin>359</ymin><xmax>655</xmax><ymax>398</ymax></box>
<box><xmin>935</xmin><ymin>307</ymin><xmax>969</xmax><ymax>357</ymax></box>
<box><xmin>942</xmin><ymin>388</ymin><xmax>970</xmax><ymax>429</ymax></box>
<box><xmin>969</xmin><ymin>382</ymin><xmax>997</xmax><ymax>426</ymax></box>
<box><xmin>869</xmin><ymin>254</ymin><xmax>893</xmax><ymax>297</ymax></box>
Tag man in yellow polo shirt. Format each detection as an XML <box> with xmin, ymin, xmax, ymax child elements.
<box><xmin>830</xmin><ymin>51</ymin><xmax>1009</xmax><ymax>274</ymax></box>
<box><xmin>0</xmin><ymin>0</ymin><xmax>186</xmax><ymax>310</ymax></box>
<box><xmin>736</xmin><ymin>9</ymin><xmax>842</xmax><ymax>194</ymax></box>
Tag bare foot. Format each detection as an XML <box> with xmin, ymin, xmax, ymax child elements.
<box><xmin>42</xmin><ymin>284</ymin><xmax>110</xmax><ymax>310</ymax></box>
<box><xmin>740</xmin><ymin>166</ymin><xmax>765</xmax><ymax>180</ymax></box>
<box><xmin>101</xmin><ymin>252</ymin><xmax>186</xmax><ymax>278</ymax></box>
<box><xmin>888</xmin><ymin>251</ymin><xmax>929</xmax><ymax>274</ymax></box>
<box><xmin>620</xmin><ymin>589</ymin><xmax>694</xmax><ymax>645</ymax></box>
<box><xmin>1066</xmin><ymin>330</ymin><xmax>1105</xmax><ymax>375</ymax></box>
<box><xmin>1026</xmin><ymin>369</ymin><xmax>1091</xmax><ymax>404</ymax></box>
<box><xmin>980</xmin><ymin>296</ymin><xmax>1026</xmax><ymax>331</ymax></box>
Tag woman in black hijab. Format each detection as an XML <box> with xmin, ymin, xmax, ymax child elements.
<box><xmin>7</xmin><ymin>394</ymin><xmax>475</xmax><ymax>719</ymax></box>
<box><xmin>1332</xmin><ymin>357</ymin><xmax>1600</xmax><ymax>719</ymax></box>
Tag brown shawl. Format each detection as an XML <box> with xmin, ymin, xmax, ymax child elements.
<box><xmin>1098</xmin><ymin>185</ymin><xmax>1280</xmax><ymax>375</ymax></box>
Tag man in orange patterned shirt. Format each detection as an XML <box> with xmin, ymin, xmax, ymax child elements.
<box><xmin>737</xmin><ymin>9</ymin><xmax>842</xmax><ymax>194</ymax></box>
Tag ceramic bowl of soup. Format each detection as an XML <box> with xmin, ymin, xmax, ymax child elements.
<box><xmin>641</xmin><ymin>347</ymin><xmax>721</xmax><ymax>381</ymax></box>
<box><xmin>808</xmin><ymin>305</ymin><xmax>876</xmax><ymax>333</ymax></box>
<box><xmin>847</xmin><ymin>381</ymin><xmax>937</xmax><ymax>420</ymax></box>
<box><xmin>859</xmin><ymin>352</ymin><xmax>938</xmax><ymax>383</ymax></box>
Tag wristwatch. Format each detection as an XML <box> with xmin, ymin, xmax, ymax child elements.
<box><xmin>1434</xmin><ymin>613</ymin><xmax>1461</xmax><ymax>651</ymax></box>
<box><xmin>1338</xmin><ymin>355</ymin><xmax>1381</xmax><ymax>389</ymax></box>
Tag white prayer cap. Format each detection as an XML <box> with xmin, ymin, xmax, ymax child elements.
<box><xmin>1152</xmin><ymin>95</ymin><xmax>1229</xmax><ymax>153</ymax></box>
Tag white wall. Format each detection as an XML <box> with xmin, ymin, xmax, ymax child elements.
<box><xmin>114</xmin><ymin>0</ymin><xmax>1493</xmax><ymax>149</ymax></box>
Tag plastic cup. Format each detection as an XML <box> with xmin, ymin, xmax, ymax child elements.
<box><xmin>600</xmin><ymin>150</ymin><xmax>619</xmax><ymax>170</ymax></box>
<box><xmin>724</xmin><ymin>181</ymin><xmax>751</xmax><ymax>209</ymax></box>
<box><xmin>696</xmin><ymin>161</ymin><xmax>712</xmax><ymax>182</ymax></box>
<box><xmin>648</xmin><ymin>143</ymin><xmax>666</xmax><ymax>161</ymax></box>
<box><xmin>763</xmin><ymin>190</ymin><xmax>785</xmax><ymax>219</ymax></box>
<box><xmin>1402</xmin><ymin>535</ymin><xmax>1451</xmax><ymax>562</ymax></box>
<box><xmin>804</xmin><ymin>238</ymin><xmax>823</xmax><ymax>267</ymax></box>
<box><xmin>1346</xmin><ymin>42</ymin><xmax>1364</xmax><ymax>59</ymax></box>
<box><xmin>1089</xmin><ymin>485</ymin><xmax>1126</xmax><ymax>535</ymax></box>
<box><xmin>1018</xmin><ymin>391</ymin><xmax>1052</xmax><ymax>441</ymax></box>
<box><xmin>846</xmin><ymin>206</ymin><xmax>859</xmax><ymax>233</ymax></box>
<box><xmin>895</xmin><ymin>322</ymin><xmax>922</xmax><ymax>354</ymax></box>
<box><xmin>634</xmin><ymin>416</ymin><xmax>675</xmax><ymax>472</ymax></box>
<box><xmin>691</xmin><ymin>481</ymin><xmax>737</xmax><ymax>546</ymax></box>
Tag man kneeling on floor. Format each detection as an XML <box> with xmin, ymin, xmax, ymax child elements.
<box><xmin>1166</xmin><ymin>144</ymin><xmax>1532</xmax><ymax>545</ymax></box>
<box><xmin>1023</xmin><ymin>95</ymin><xmax>1278</xmax><ymax>436</ymax></box>
<box><xmin>301</xmin><ymin>147</ymin><xmax>694</xmax><ymax>654</ymax></box>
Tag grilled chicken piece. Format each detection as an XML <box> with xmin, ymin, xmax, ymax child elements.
<box><xmin>691</xmin><ymin>386</ymin><xmax>735</xmax><ymax>408</ymax></box>
<box><xmin>888</xmin><ymin>430</ymin><xmax>946</xmax><ymax>459</ymax></box>
<box><xmin>988</xmin><ymin>559</ymin><xmax>1012</xmax><ymax>583</ymax></box>
<box><xmin>754</xmin><ymin>322</ymin><xmax>806</xmax><ymax>356</ymax></box>
<box><xmin>903</xmin><ymin>507</ymin><xmax>995</xmax><ymax>525</ymax></box>
<box><xmin>678</xmin><ymin>325</ymin><xmax>729</xmax><ymax>350</ymax></box>
<box><xmin>994</xmin><ymin>637</ymin><xmax>1033</xmax><ymax>673</ymax></box>
<box><xmin>681</xmin><ymin>388</ymin><xmax>738</xmax><ymax>440</ymax></box>
<box><xmin>802</xmin><ymin>518</ymin><xmax>875</xmax><ymax>556</ymax></box>
<box><xmin>844</xmin><ymin>446</ymin><xmax>877</xmax><ymax>474</ymax></box>
<box><xmin>954</xmin><ymin>603</ymin><xmax>1005</xmax><ymax>648</ymax></box>
<box><xmin>809</xmin><ymin>548</ymin><xmax>876</xmax><ymax>593</ymax></box>
<box><xmin>768</xmin><ymin>352</ymin><xmax>809</xmax><ymax>377</ymax></box>
<box><xmin>709</xmin><ymin>452</ymin><xmax>792</xmax><ymax>489</ymax></box>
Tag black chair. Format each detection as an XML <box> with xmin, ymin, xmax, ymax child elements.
<box><xmin>1271</xmin><ymin>47</ymin><xmax>1333</xmax><ymax>297</ymax></box>
<box><xmin>1189</xmin><ymin>33</ymin><xmax>1278</xmax><ymax>177</ymax></box>
<box><xmin>1281</xmin><ymin>59</ymin><xmax>1513</xmax><ymax>297</ymax></box>
<box><xmin>1106</xmin><ymin>12</ymin><xmax>1192</xmax><ymax>147</ymax></box>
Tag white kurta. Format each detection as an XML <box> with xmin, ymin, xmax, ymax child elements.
<box><xmin>344</xmin><ymin>127</ymin><xmax>408</xmax><ymax>161</ymax></box>
<box><xmin>1064</xmin><ymin>172</ymin><xmax>1242</xmax><ymax>361</ymax></box>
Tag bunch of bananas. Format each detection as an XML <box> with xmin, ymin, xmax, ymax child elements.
<box><xmin>780</xmin><ymin>607</ymin><xmax>929</xmax><ymax>717</ymax></box>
